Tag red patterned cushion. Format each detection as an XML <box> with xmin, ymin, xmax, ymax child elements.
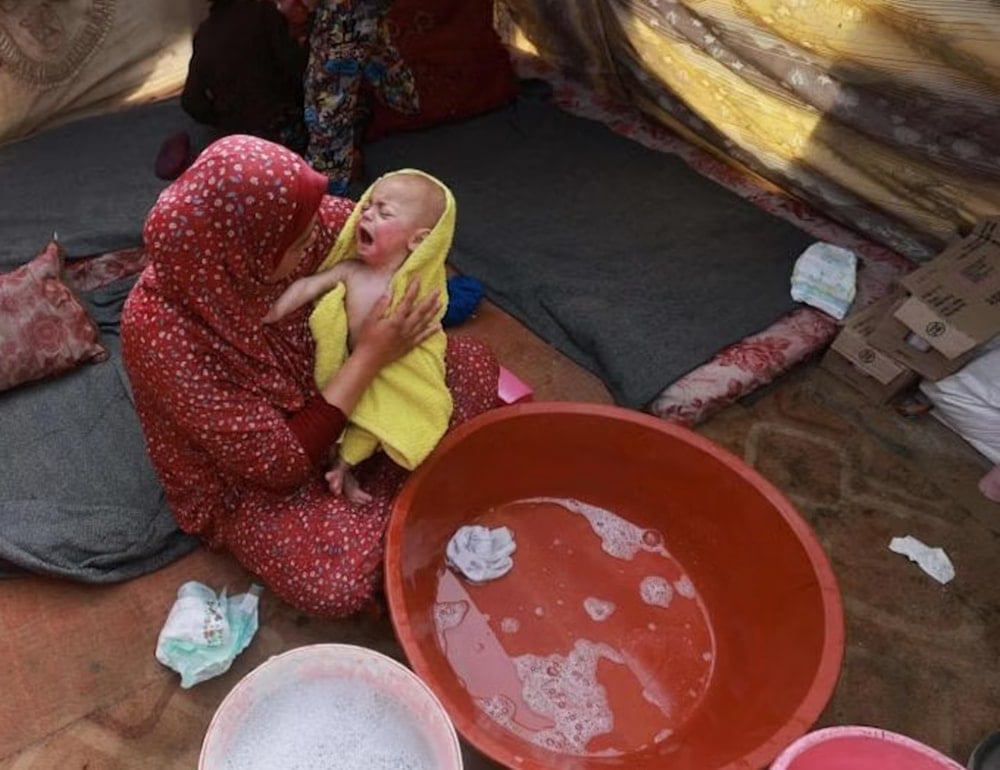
<box><xmin>0</xmin><ymin>241</ymin><xmax>107</xmax><ymax>392</ymax></box>
<box><xmin>364</xmin><ymin>0</ymin><xmax>518</xmax><ymax>141</ymax></box>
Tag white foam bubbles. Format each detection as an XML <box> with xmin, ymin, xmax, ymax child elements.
<box><xmin>582</xmin><ymin>597</ymin><xmax>616</xmax><ymax>622</ymax></box>
<box><xmin>500</xmin><ymin>617</ymin><xmax>521</xmax><ymax>634</ymax></box>
<box><xmin>508</xmin><ymin>639</ymin><xmax>623</xmax><ymax>755</ymax></box>
<box><xmin>477</xmin><ymin>693</ymin><xmax>517</xmax><ymax>725</ymax></box>
<box><xmin>640</xmin><ymin>576</ymin><xmax>674</xmax><ymax>608</ymax></box>
<box><xmin>220</xmin><ymin>678</ymin><xmax>438</xmax><ymax>770</ymax></box>
<box><xmin>524</xmin><ymin>497</ymin><xmax>668</xmax><ymax>561</ymax></box>
<box><xmin>674</xmin><ymin>575</ymin><xmax>696</xmax><ymax>599</ymax></box>
<box><xmin>433</xmin><ymin>600</ymin><xmax>469</xmax><ymax>633</ymax></box>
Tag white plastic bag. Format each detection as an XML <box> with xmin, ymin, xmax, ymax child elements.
<box><xmin>920</xmin><ymin>337</ymin><xmax>1000</xmax><ymax>463</ymax></box>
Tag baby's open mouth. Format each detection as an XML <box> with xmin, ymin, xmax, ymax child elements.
<box><xmin>357</xmin><ymin>226</ymin><xmax>374</xmax><ymax>246</ymax></box>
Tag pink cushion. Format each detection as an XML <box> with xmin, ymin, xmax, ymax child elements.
<box><xmin>0</xmin><ymin>241</ymin><xmax>107</xmax><ymax>392</ymax></box>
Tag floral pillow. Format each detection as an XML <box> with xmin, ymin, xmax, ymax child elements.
<box><xmin>0</xmin><ymin>241</ymin><xmax>107</xmax><ymax>392</ymax></box>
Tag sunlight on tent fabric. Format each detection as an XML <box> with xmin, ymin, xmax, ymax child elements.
<box><xmin>610</xmin><ymin>0</ymin><xmax>1000</xmax><ymax>252</ymax></box>
<box><xmin>120</xmin><ymin>31</ymin><xmax>197</xmax><ymax>107</ymax></box>
<box><xmin>618</xmin><ymin>4</ymin><xmax>852</xmax><ymax>171</ymax></box>
<box><xmin>506</xmin><ymin>25</ymin><xmax>539</xmax><ymax>56</ymax></box>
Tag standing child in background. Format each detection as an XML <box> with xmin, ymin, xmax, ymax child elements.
<box><xmin>180</xmin><ymin>0</ymin><xmax>309</xmax><ymax>150</ymax></box>
<box><xmin>304</xmin><ymin>0</ymin><xmax>418</xmax><ymax>193</ymax></box>
<box><xmin>158</xmin><ymin>0</ymin><xmax>310</xmax><ymax>179</ymax></box>
<box><xmin>265</xmin><ymin>170</ymin><xmax>453</xmax><ymax>502</ymax></box>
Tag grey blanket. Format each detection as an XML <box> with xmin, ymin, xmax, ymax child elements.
<box><xmin>0</xmin><ymin>277</ymin><xmax>198</xmax><ymax>582</ymax></box>
<box><xmin>0</xmin><ymin>100</ymin><xmax>204</xmax><ymax>581</ymax></box>
<box><xmin>0</xmin><ymin>99</ymin><xmax>204</xmax><ymax>268</ymax></box>
<box><xmin>363</xmin><ymin>88</ymin><xmax>814</xmax><ymax>407</ymax></box>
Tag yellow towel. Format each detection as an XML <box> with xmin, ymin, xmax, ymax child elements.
<box><xmin>309</xmin><ymin>169</ymin><xmax>454</xmax><ymax>470</ymax></box>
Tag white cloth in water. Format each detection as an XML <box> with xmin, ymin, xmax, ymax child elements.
<box><xmin>790</xmin><ymin>242</ymin><xmax>858</xmax><ymax>320</ymax></box>
<box><xmin>446</xmin><ymin>525</ymin><xmax>516</xmax><ymax>582</ymax></box>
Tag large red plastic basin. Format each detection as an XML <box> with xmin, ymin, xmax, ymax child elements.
<box><xmin>385</xmin><ymin>403</ymin><xmax>844</xmax><ymax>769</ymax></box>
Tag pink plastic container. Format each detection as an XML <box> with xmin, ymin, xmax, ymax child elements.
<box><xmin>497</xmin><ymin>365</ymin><xmax>534</xmax><ymax>404</ymax></box>
<box><xmin>771</xmin><ymin>726</ymin><xmax>965</xmax><ymax>770</ymax></box>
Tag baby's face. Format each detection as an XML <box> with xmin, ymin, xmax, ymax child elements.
<box><xmin>355</xmin><ymin>177</ymin><xmax>428</xmax><ymax>269</ymax></box>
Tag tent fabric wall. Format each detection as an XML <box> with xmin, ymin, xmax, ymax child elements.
<box><xmin>0</xmin><ymin>0</ymin><xmax>206</xmax><ymax>145</ymax></box>
<box><xmin>497</xmin><ymin>0</ymin><xmax>1000</xmax><ymax>262</ymax></box>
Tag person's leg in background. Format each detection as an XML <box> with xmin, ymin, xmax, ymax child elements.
<box><xmin>303</xmin><ymin>1</ymin><xmax>364</xmax><ymax>194</ymax></box>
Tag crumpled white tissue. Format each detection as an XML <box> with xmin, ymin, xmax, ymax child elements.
<box><xmin>446</xmin><ymin>525</ymin><xmax>516</xmax><ymax>583</ymax></box>
<box><xmin>889</xmin><ymin>535</ymin><xmax>955</xmax><ymax>585</ymax></box>
<box><xmin>790</xmin><ymin>242</ymin><xmax>858</xmax><ymax>320</ymax></box>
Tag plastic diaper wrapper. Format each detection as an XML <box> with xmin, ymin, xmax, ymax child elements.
<box><xmin>155</xmin><ymin>581</ymin><xmax>262</xmax><ymax>688</ymax></box>
<box><xmin>790</xmin><ymin>242</ymin><xmax>858</xmax><ymax>320</ymax></box>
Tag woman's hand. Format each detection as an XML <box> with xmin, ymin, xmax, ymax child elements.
<box><xmin>354</xmin><ymin>280</ymin><xmax>443</xmax><ymax>368</ymax></box>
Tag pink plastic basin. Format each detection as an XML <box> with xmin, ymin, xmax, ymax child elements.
<box><xmin>771</xmin><ymin>726</ymin><xmax>965</xmax><ymax>770</ymax></box>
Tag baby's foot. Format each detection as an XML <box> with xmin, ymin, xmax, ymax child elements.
<box><xmin>342</xmin><ymin>468</ymin><xmax>373</xmax><ymax>505</ymax></box>
<box><xmin>325</xmin><ymin>463</ymin><xmax>347</xmax><ymax>496</ymax></box>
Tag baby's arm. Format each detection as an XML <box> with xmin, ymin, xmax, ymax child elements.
<box><xmin>263</xmin><ymin>262</ymin><xmax>354</xmax><ymax>323</ymax></box>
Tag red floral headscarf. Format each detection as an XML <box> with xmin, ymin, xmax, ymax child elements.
<box><xmin>142</xmin><ymin>134</ymin><xmax>332</xmax><ymax>410</ymax></box>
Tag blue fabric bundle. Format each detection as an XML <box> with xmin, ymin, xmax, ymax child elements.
<box><xmin>443</xmin><ymin>275</ymin><xmax>484</xmax><ymax>327</ymax></box>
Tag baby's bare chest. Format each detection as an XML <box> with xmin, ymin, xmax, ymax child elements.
<box><xmin>343</xmin><ymin>271</ymin><xmax>391</xmax><ymax>344</ymax></box>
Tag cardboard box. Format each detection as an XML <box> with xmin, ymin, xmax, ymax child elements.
<box><xmin>830</xmin><ymin>291</ymin><xmax>913</xmax><ymax>384</ymax></box>
<box><xmin>896</xmin><ymin>227</ymin><xmax>1000</xmax><ymax>359</ymax></box>
<box><xmin>820</xmin><ymin>349</ymin><xmax>918</xmax><ymax>404</ymax></box>
<box><xmin>868</xmin><ymin>294</ymin><xmax>975</xmax><ymax>380</ymax></box>
<box><xmin>823</xmin><ymin>290</ymin><xmax>919</xmax><ymax>402</ymax></box>
<box><xmin>972</xmin><ymin>216</ymin><xmax>1000</xmax><ymax>244</ymax></box>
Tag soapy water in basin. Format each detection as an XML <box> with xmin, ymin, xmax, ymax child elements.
<box><xmin>583</xmin><ymin>597</ymin><xmax>616</xmax><ymax>622</ymax></box>
<box><xmin>219</xmin><ymin>678</ymin><xmax>436</xmax><ymax>770</ymax></box>
<box><xmin>433</xmin><ymin>497</ymin><xmax>716</xmax><ymax>756</ymax></box>
<box><xmin>639</xmin><ymin>576</ymin><xmax>674</xmax><ymax>608</ymax></box>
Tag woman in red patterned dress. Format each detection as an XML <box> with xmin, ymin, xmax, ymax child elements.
<box><xmin>121</xmin><ymin>135</ymin><xmax>500</xmax><ymax>617</ymax></box>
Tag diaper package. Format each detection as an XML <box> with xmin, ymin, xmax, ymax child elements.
<box><xmin>155</xmin><ymin>581</ymin><xmax>262</xmax><ymax>688</ymax></box>
<box><xmin>790</xmin><ymin>242</ymin><xmax>858</xmax><ymax>319</ymax></box>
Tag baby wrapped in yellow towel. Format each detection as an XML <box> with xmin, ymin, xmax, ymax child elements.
<box><xmin>264</xmin><ymin>169</ymin><xmax>453</xmax><ymax>502</ymax></box>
